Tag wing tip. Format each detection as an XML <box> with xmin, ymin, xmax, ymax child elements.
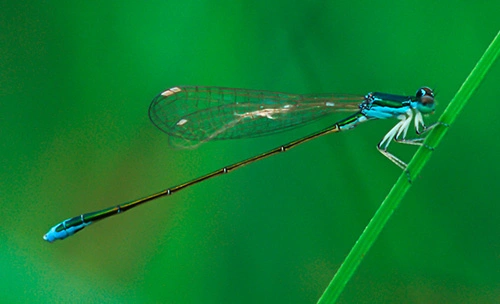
<box><xmin>161</xmin><ymin>87</ymin><xmax>182</xmax><ymax>97</ymax></box>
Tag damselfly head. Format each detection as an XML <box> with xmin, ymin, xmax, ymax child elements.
<box><xmin>416</xmin><ymin>87</ymin><xmax>434</xmax><ymax>104</ymax></box>
<box><xmin>415</xmin><ymin>87</ymin><xmax>435</xmax><ymax>114</ymax></box>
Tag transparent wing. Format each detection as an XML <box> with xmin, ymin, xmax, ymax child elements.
<box><xmin>149</xmin><ymin>86</ymin><xmax>363</xmax><ymax>148</ymax></box>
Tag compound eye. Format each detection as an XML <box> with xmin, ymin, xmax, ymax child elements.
<box><xmin>416</xmin><ymin>87</ymin><xmax>434</xmax><ymax>105</ymax></box>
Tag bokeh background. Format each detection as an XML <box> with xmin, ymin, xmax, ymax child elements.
<box><xmin>1</xmin><ymin>1</ymin><xmax>499</xmax><ymax>303</ymax></box>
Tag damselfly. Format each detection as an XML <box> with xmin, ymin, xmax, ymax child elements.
<box><xmin>44</xmin><ymin>86</ymin><xmax>436</xmax><ymax>242</ymax></box>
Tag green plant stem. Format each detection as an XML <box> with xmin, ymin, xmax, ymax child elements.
<box><xmin>317</xmin><ymin>29</ymin><xmax>500</xmax><ymax>304</ymax></box>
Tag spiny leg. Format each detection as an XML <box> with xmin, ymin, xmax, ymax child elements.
<box><xmin>394</xmin><ymin>137</ymin><xmax>430</xmax><ymax>149</ymax></box>
<box><xmin>403</xmin><ymin>112</ymin><xmax>449</xmax><ymax>149</ymax></box>
<box><xmin>377</xmin><ymin>148</ymin><xmax>409</xmax><ymax>170</ymax></box>
<box><xmin>378</xmin><ymin>112</ymin><xmax>447</xmax><ymax>181</ymax></box>
<box><xmin>377</xmin><ymin>113</ymin><xmax>414</xmax><ymax>180</ymax></box>
<box><xmin>377</xmin><ymin>145</ymin><xmax>412</xmax><ymax>182</ymax></box>
<box><xmin>394</xmin><ymin>121</ymin><xmax>448</xmax><ymax>149</ymax></box>
<box><xmin>415</xmin><ymin>111</ymin><xmax>449</xmax><ymax>136</ymax></box>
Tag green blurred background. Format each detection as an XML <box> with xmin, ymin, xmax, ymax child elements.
<box><xmin>1</xmin><ymin>1</ymin><xmax>499</xmax><ymax>303</ymax></box>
